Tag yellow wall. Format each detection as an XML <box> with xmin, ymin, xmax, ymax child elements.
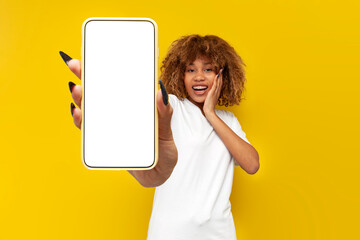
<box><xmin>1</xmin><ymin>0</ymin><xmax>359</xmax><ymax>239</ymax></box>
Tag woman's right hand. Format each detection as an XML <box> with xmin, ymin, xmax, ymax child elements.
<box><xmin>60</xmin><ymin>51</ymin><xmax>177</xmax><ymax>187</ymax></box>
<box><xmin>61</xmin><ymin>51</ymin><xmax>174</xmax><ymax>133</ymax></box>
<box><xmin>61</xmin><ymin>53</ymin><xmax>82</xmax><ymax>129</ymax></box>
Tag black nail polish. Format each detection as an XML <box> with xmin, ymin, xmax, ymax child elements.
<box><xmin>59</xmin><ymin>51</ymin><xmax>72</xmax><ymax>65</ymax></box>
<box><xmin>68</xmin><ymin>81</ymin><xmax>75</xmax><ymax>93</ymax></box>
<box><xmin>159</xmin><ymin>80</ymin><xmax>168</xmax><ymax>106</ymax></box>
<box><xmin>70</xmin><ymin>103</ymin><xmax>75</xmax><ymax>116</ymax></box>
<box><xmin>217</xmin><ymin>68</ymin><xmax>224</xmax><ymax>78</ymax></box>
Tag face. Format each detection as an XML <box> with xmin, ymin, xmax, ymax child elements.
<box><xmin>184</xmin><ymin>57</ymin><xmax>217</xmax><ymax>107</ymax></box>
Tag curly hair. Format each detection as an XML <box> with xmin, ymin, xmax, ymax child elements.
<box><xmin>159</xmin><ymin>34</ymin><xmax>247</xmax><ymax>107</ymax></box>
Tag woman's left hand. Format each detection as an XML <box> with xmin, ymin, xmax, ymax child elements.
<box><xmin>203</xmin><ymin>68</ymin><xmax>223</xmax><ymax>117</ymax></box>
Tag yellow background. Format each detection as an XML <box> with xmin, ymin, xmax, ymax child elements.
<box><xmin>1</xmin><ymin>0</ymin><xmax>359</xmax><ymax>239</ymax></box>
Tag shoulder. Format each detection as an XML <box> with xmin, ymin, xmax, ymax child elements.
<box><xmin>215</xmin><ymin>109</ymin><xmax>236</xmax><ymax>126</ymax></box>
<box><xmin>168</xmin><ymin>94</ymin><xmax>179</xmax><ymax>103</ymax></box>
<box><xmin>220</xmin><ymin>110</ymin><xmax>250</xmax><ymax>144</ymax></box>
<box><xmin>215</xmin><ymin>108</ymin><xmax>235</xmax><ymax>119</ymax></box>
<box><xmin>168</xmin><ymin>94</ymin><xmax>183</xmax><ymax>109</ymax></box>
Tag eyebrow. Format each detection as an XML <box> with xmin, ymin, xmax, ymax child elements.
<box><xmin>188</xmin><ymin>62</ymin><xmax>212</xmax><ymax>66</ymax></box>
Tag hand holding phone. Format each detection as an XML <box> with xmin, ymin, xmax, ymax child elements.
<box><xmin>62</xmin><ymin>17</ymin><xmax>177</xmax><ymax>172</ymax></box>
<box><xmin>65</xmin><ymin>54</ymin><xmax>176</xmax><ymax>174</ymax></box>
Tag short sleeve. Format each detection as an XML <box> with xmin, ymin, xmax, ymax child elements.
<box><xmin>230</xmin><ymin>112</ymin><xmax>251</xmax><ymax>145</ymax></box>
<box><xmin>168</xmin><ymin>94</ymin><xmax>178</xmax><ymax>110</ymax></box>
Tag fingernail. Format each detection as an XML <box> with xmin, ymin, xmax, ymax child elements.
<box><xmin>159</xmin><ymin>80</ymin><xmax>168</xmax><ymax>106</ymax></box>
<box><xmin>217</xmin><ymin>68</ymin><xmax>224</xmax><ymax>78</ymax></box>
<box><xmin>68</xmin><ymin>81</ymin><xmax>75</xmax><ymax>93</ymax></box>
<box><xmin>70</xmin><ymin>103</ymin><xmax>75</xmax><ymax>116</ymax></box>
<box><xmin>59</xmin><ymin>51</ymin><xmax>72</xmax><ymax>65</ymax></box>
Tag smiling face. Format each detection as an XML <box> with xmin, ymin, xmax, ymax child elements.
<box><xmin>184</xmin><ymin>57</ymin><xmax>217</xmax><ymax>108</ymax></box>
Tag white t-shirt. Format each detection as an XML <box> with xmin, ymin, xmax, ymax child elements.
<box><xmin>147</xmin><ymin>94</ymin><xmax>250</xmax><ymax>240</ymax></box>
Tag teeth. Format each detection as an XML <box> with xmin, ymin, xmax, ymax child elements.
<box><xmin>193</xmin><ymin>86</ymin><xmax>208</xmax><ymax>90</ymax></box>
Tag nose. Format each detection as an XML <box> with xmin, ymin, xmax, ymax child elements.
<box><xmin>194</xmin><ymin>71</ymin><xmax>205</xmax><ymax>81</ymax></box>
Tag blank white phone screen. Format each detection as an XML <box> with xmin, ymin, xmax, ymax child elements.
<box><xmin>84</xmin><ymin>20</ymin><xmax>155</xmax><ymax>168</ymax></box>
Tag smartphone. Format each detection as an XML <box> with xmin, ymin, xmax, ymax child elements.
<box><xmin>81</xmin><ymin>17</ymin><xmax>158</xmax><ymax>170</ymax></box>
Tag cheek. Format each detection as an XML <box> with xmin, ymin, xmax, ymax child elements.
<box><xmin>183</xmin><ymin>78</ymin><xmax>189</xmax><ymax>89</ymax></box>
<box><xmin>183</xmin><ymin>78</ymin><xmax>192</xmax><ymax>93</ymax></box>
<box><xmin>209</xmin><ymin>80</ymin><xmax>215</xmax><ymax>89</ymax></box>
<box><xmin>208</xmin><ymin>73</ymin><xmax>217</xmax><ymax>88</ymax></box>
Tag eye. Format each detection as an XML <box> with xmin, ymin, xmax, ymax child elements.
<box><xmin>205</xmin><ymin>68</ymin><xmax>213</xmax><ymax>72</ymax></box>
<box><xmin>187</xmin><ymin>69</ymin><xmax>195</xmax><ymax>72</ymax></box>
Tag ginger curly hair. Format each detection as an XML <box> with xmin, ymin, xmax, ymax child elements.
<box><xmin>160</xmin><ymin>34</ymin><xmax>247</xmax><ymax>107</ymax></box>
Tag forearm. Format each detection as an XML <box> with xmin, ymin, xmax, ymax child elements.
<box><xmin>128</xmin><ymin>140</ymin><xmax>178</xmax><ymax>188</ymax></box>
<box><xmin>206</xmin><ymin>112</ymin><xmax>259</xmax><ymax>174</ymax></box>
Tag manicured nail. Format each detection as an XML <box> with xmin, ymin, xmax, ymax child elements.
<box><xmin>68</xmin><ymin>81</ymin><xmax>75</xmax><ymax>93</ymax></box>
<box><xmin>70</xmin><ymin>103</ymin><xmax>75</xmax><ymax>116</ymax></box>
<box><xmin>159</xmin><ymin>80</ymin><xmax>168</xmax><ymax>106</ymax></box>
<box><xmin>59</xmin><ymin>51</ymin><xmax>72</xmax><ymax>65</ymax></box>
<box><xmin>217</xmin><ymin>68</ymin><xmax>224</xmax><ymax>78</ymax></box>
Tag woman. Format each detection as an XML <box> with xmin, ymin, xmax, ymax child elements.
<box><xmin>61</xmin><ymin>34</ymin><xmax>259</xmax><ymax>239</ymax></box>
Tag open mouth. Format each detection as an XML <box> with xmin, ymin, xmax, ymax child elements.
<box><xmin>192</xmin><ymin>86</ymin><xmax>208</xmax><ymax>91</ymax></box>
<box><xmin>192</xmin><ymin>85</ymin><xmax>208</xmax><ymax>96</ymax></box>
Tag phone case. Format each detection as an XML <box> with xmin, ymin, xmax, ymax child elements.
<box><xmin>81</xmin><ymin>17</ymin><xmax>159</xmax><ymax>170</ymax></box>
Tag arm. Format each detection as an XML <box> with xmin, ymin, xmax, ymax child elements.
<box><xmin>128</xmin><ymin>139</ymin><xmax>178</xmax><ymax>188</ymax></box>
<box><xmin>203</xmin><ymin>68</ymin><xmax>259</xmax><ymax>174</ymax></box>
<box><xmin>128</xmin><ymin>86</ymin><xmax>178</xmax><ymax>187</ymax></box>
<box><xmin>205</xmin><ymin>113</ymin><xmax>259</xmax><ymax>174</ymax></box>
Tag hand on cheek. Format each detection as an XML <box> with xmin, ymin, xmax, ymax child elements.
<box><xmin>203</xmin><ymin>68</ymin><xmax>223</xmax><ymax>118</ymax></box>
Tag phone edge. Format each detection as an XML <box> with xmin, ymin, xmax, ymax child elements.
<box><xmin>80</xmin><ymin>17</ymin><xmax>159</xmax><ymax>171</ymax></box>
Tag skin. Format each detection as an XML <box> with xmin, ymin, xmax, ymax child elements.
<box><xmin>184</xmin><ymin>56</ymin><xmax>218</xmax><ymax>115</ymax></box>
<box><xmin>184</xmin><ymin>57</ymin><xmax>260</xmax><ymax>174</ymax></box>
<box><xmin>66</xmin><ymin>58</ymin><xmax>178</xmax><ymax>188</ymax></box>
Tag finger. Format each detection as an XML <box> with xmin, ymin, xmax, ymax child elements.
<box><xmin>157</xmin><ymin>89</ymin><xmax>173</xmax><ymax>119</ymax></box>
<box><xmin>217</xmin><ymin>76</ymin><xmax>223</xmax><ymax>98</ymax></box>
<box><xmin>156</xmin><ymin>89</ymin><xmax>174</xmax><ymax>141</ymax></box>
<box><xmin>59</xmin><ymin>51</ymin><xmax>81</xmax><ymax>79</ymax></box>
<box><xmin>67</xmin><ymin>59</ymin><xmax>81</xmax><ymax>79</ymax></box>
<box><xmin>219</xmin><ymin>76</ymin><xmax>223</xmax><ymax>96</ymax></box>
<box><xmin>159</xmin><ymin>80</ymin><xmax>168</xmax><ymax>106</ymax></box>
<box><xmin>217</xmin><ymin>72</ymin><xmax>223</xmax><ymax>93</ymax></box>
<box><xmin>71</xmin><ymin>84</ymin><xmax>82</xmax><ymax>109</ymax></box>
<box><xmin>216</xmin><ymin>68</ymin><xmax>223</xmax><ymax>79</ymax></box>
<box><xmin>210</xmin><ymin>72</ymin><xmax>218</xmax><ymax>94</ymax></box>
<box><xmin>71</xmin><ymin>105</ymin><xmax>82</xmax><ymax>130</ymax></box>
<box><xmin>216</xmin><ymin>68</ymin><xmax>223</xmax><ymax>94</ymax></box>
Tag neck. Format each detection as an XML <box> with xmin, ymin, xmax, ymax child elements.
<box><xmin>187</xmin><ymin>97</ymin><xmax>206</xmax><ymax>116</ymax></box>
